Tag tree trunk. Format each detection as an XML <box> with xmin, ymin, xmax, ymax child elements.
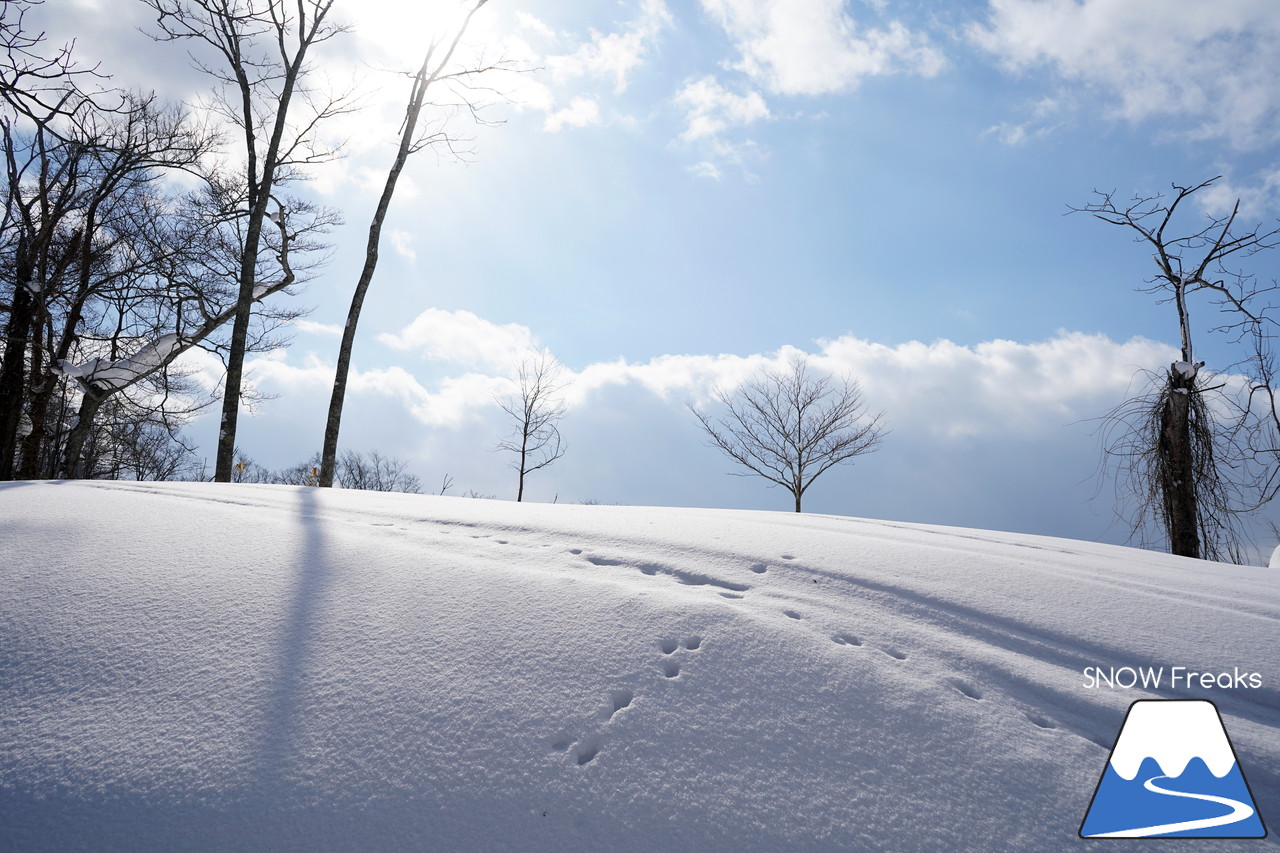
<box><xmin>0</xmin><ymin>243</ymin><xmax>35</xmax><ymax>480</ymax></box>
<box><xmin>794</xmin><ymin>490</ymin><xmax>802</xmax><ymax>513</ymax></box>
<box><xmin>1160</xmin><ymin>369</ymin><xmax>1199</xmax><ymax>559</ymax></box>
<box><xmin>60</xmin><ymin>383</ymin><xmax>106</xmax><ymax>479</ymax></box>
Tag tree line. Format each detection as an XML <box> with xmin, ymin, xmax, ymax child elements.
<box><xmin>4</xmin><ymin>2</ymin><xmax>1280</xmax><ymax>559</ymax></box>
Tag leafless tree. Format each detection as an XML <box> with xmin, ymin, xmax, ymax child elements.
<box><xmin>319</xmin><ymin>0</ymin><xmax>510</xmax><ymax>487</ymax></box>
<box><xmin>0</xmin><ymin>0</ymin><xmax>119</xmax><ymax>134</ymax></box>
<box><xmin>140</xmin><ymin>0</ymin><xmax>351</xmax><ymax>482</ymax></box>
<box><xmin>1072</xmin><ymin>177</ymin><xmax>1280</xmax><ymax>560</ymax></box>
<box><xmin>496</xmin><ymin>348</ymin><xmax>567</xmax><ymax>502</ymax></box>
<box><xmin>690</xmin><ymin>356</ymin><xmax>885</xmax><ymax>513</ymax></box>
<box><xmin>0</xmin><ymin>90</ymin><xmax>229</xmax><ymax>480</ymax></box>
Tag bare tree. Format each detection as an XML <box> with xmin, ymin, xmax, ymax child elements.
<box><xmin>496</xmin><ymin>348</ymin><xmax>567</xmax><ymax>502</ymax></box>
<box><xmin>318</xmin><ymin>0</ymin><xmax>507</xmax><ymax>487</ymax></box>
<box><xmin>141</xmin><ymin>0</ymin><xmax>351</xmax><ymax>482</ymax></box>
<box><xmin>690</xmin><ymin>356</ymin><xmax>885</xmax><ymax>513</ymax></box>
<box><xmin>1072</xmin><ymin>177</ymin><xmax>1280</xmax><ymax>560</ymax></box>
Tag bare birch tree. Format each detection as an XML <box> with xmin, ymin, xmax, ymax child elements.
<box><xmin>1073</xmin><ymin>177</ymin><xmax>1280</xmax><ymax>560</ymax></box>
<box><xmin>690</xmin><ymin>356</ymin><xmax>885</xmax><ymax>513</ymax></box>
<box><xmin>140</xmin><ymin>0</ymin><xmax>350</xmax><ymax>482</ymax></box>
<box><xmin>496</xmin><ymin>348</ymin><xmax>567</xmax><ymax>502</ymax></box>
<box><xmin>318</xmin><ymin>0</ymin><xmax>505</xmax><ymax>487</ymax></box>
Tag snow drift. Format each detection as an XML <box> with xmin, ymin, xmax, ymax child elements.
<box><xmin>0</xmin><ymin>481</ymin><xmax>1276</xmax><ymax>851</ymax></box>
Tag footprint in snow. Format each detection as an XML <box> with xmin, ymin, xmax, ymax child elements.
<box><xmin>882</xmin><ymin>647</ymin><xmax>908</xmax><ymax>661</ymax></box>
<box><xmin>600</xmin><ymin>689</ymin><xmax>633</xmax><ymax>721</ymax></box>
<box><xmin>572</xmin><ymin>734</ymin><xmax>602</xmax><ymax>766</ymax></box>
<box><xmin>832</xmin><ymin>633</ymin><xmax>861</xmax><ymax>646</ymax></box>
<box><xmin>945</xmin><ymin>677</ymin><xmax>982</xmax><ymax>700</ymax></box>
<box><xmin>783</xmin><ymin>609</ymin><xmax>802</xmax><ymax>620</ymax></box>
<box><xmin>1026</xmin><ymin>713</ymin><xmax>1056</xmax><ymax>730</ymax></box>
<box><xmin>748</xmin><ymin>562</ymin><xmax>768</xmax><ymax>574</ymax></box>
<box><xmin>656</xmin><ymin>636</ymin><xmax>702</xmax><ymax>677</ymax></box>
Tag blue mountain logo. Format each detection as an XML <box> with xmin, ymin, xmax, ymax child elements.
<box><xmin>1080</xmin><ymin>699</ymin><xmax>1267</xmax><ymax>838</ymax></box>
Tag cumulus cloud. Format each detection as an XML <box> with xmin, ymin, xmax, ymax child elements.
<box><xmin>377</xmin><ymin>308</ymin><xmax>536</xmax><ymax>370</ymax></box>
<box><xmin>294</xmin><ymin>320</ymin><xmax>344</xmax><ymax>337</ymax></box>
<box><xmin>1195</xmin><ymin>169</ymin><xmax>1280</xmax><ymax>219</ymax></box>
<box><xmin>546</xmin><ymin>0</ymin><xmax>672</xmax><ymax>93</ymax></box>
<box><xmin>564</xmin><ymin>330</ymin><xmax>1176</xmax><ymax>439</ymax></box>
<box><xmin>700</xmin><ymin>0</ymin><xmax>945</xmax><ymax>96</ymax></box>
<box><xmin>389</xmin><ymin>230</ymin><xmax>417</xmax><ymax>261</ymax></box>
<box><xmin>544</xmin><ymin>97</ymin><xmax>603</xmax><ymax>132</ymax></box>
<box><xmin>673</xmin><ymin>75</ymin><xmax>771</xmax><ymax>179</ymax></box>
<box><xmin>969</xmin><ymin>0</ymin><xmax>1280</xmax><ymax>148</ymax></box>
<box><xmin>675</xmin><ymin>76</ymin><xmax>771</xmax><ymax>143</ymax></box>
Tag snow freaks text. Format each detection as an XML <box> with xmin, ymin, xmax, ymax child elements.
<box><xmin>1082</xmin><ymin>667</ymin><xmax>1263</xmax><ymax>690</ymax></box>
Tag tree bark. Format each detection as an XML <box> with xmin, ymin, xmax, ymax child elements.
<box><xmin>0</xmin><ymin>240</ymin><xmax>34</xmax><ymax>479</ymax></box>
<box><xmin>318</xmin><ymin>0</ymin><xmax>490</xmax><ymax>487</ymax></box>
<box><xmin>60</xmin><ymin>382</ymin><xmax>105</xmax><ymax>478</ymax></box>
<box><xmin>1160</xmin><ymin>369</ymin><xmax>1199</xmax><ymax>559</ymax></box>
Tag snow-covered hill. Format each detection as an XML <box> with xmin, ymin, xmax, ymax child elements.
<box><xmin>1</xmin><ymin>481</ymin><xmax>1276</xmax><ymax>851</ymax></box>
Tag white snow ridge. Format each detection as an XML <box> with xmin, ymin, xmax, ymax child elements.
<box><xmin>1108</xmin><ymin>700</ymin><xmax>1238</xmax><ymax>780</ymax></box>
<box><xmin>1</xmin><ymin>482</ymin><xmax>1277</xmax><ymax>852</ymax></box>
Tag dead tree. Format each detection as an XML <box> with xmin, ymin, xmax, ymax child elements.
<box><xmin>1073</xmin><ymin>177</ymin><xmax>1280</xmax><ymax>560</ymax></box>
<box><xmin>690</xmin><ymin>356</ymin><xmax>885</xmax><ymax>513</ymax></box>
<box><xmin>496</xmin><ymin>349</ymin><xmax>567</xmax><ymax>502</ymax></box>
<box><xmin>318</xmin><ymin>0</ymin><xmax>506</xmax><ymax>487</ymax></box>
<box><xmin>141</xmin><ymin>0</ymin><xmax>350</xmax><ymax>482</ymax></box>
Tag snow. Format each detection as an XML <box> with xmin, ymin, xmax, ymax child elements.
<box><xmin>1108</xmin><ymin>701</ymin><xmax>1237</xmax><ymax>780</ymax></box>
<box><xmin>1</xmin><ymin>481</ymin><xmax>1276</xmax><ymax>852</ymax></box>
<box><xmin>1172</xmin><ymin>361</ymin><xmax>1200</xmax><ymax>380</ymax></box>
<box><xmin>59</xmin><ymin>334</ymin><xmax>184</xmax><ymax>391</ymax></box>
<box><xmin>253</xmin><ymin>284</ymin><xmax>270</xmax><ymax>300</ymax></box>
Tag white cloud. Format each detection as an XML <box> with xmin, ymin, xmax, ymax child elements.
<box><xmin>700</xmin><ymin>0</ymin><xmax>945</xmax><ymax>96</ymax></box>
<box><xmin>295</xmin><ymin>320</ymin><xmax>344</xmax><ymax>337</ymax></box>
<box><xmin>673</xmin><ymin>76</ymin><xmax>771</xmax><ymax>178</ymax></box>
<box><xmin>377</xmin><ymin>308</ymin><xmax>536</xmax><ymax>370</ymax></box>
<box><xmin>675</xmin><ymin>76</ymin><xmax>771</xmax><ymax>143</ymax></box>
<box><xmin>544</xmin><ymin>97</ymin><xmax>603</xmax><ymax>132</ymax></box>
<box><xmin>515</xmin><ymin>11</ymin><xmax>556</xmax><ymax>41</ymax></box>
<box><xmin>969</xmin><ymin>0</ymin><xmax>1280</xmax><ymax>148</ymax></box>
<box><xmin>546</xmin><ymin>0</ymin><xmax>672</xmax><ymax>93</ymax></box>
<box><xmin>688</xmin><ymin>161</ymin><xmax>723</xmax><ymax>181</ymax></box>
<box><xmin>1195</xmin><ymin>169</ymin><xmax>1280</xmax><ymax>219</ymax></box>
<box><xmin>389</xmin><ymin>230</ymin><xmax>417</xmax><ymax>261</ymax></box>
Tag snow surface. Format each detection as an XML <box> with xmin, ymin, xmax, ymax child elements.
<box><xmin>56</xmin><ymin>334</ymin><xmax>183</xmax><ymax>391</ymax></box>
<box><xmin>1108</xmin><ymin>701</ymin><xmax>1237</xmax><ymax>780</ymax></box>
<box><xmin>1</xmin><ymin>481</ymin><xmax>1277</xmax><ymax>852</ymax></box>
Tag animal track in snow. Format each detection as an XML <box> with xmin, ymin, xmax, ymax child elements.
<box><xmin>779</xmin><ymin>554</ymin><xmax>795</xmax><ymax>561</ymax></box>
<box><xmin>657</xmin><ymin>636</ymin><xmax>701</xmax><ymax>678</ymax></box>
<box><xmin>749</xmin><ymin>562</ymin><xmax>768</xmax><ymax>574</ymax></box>
<box><xmin>783</xmin><ymin>609</ymin><xmax>802</xmax><ymax>620</ymax></box>
<box><xmin>568</xmin><ymin>548</ymin><xmax>583</xmax><ymax>555</ymax></box>
<box><xmin>1026</xmin><ymin>713</ymin><xmax>1056</xmax><ymax>730</ymax></box>
<box><xmin>945</xmin><ymin>678</ymin><xmax>982</xmax><ymax>700</ymax></box>
<box><xmin>580</xmin><ymin>554</ymin><xmax>749</xmax><ymax>593</ymax></box>
<box><xmin>832</xmin><ymin>633</ymin><xmax>861</xmax><ymax>646</ymax></box>
<box><xmin>573</xmin><ymin>734</ymin><xmax>602</xmax><ymax>766</ymax></box>
<box><xmin>601</xmin><ymin>689</ymin><xmax>633</xmax><ymax>721</ymax></box>
<box><xmin>882</xmin><ymin>647</ymin><xmax>908</xmax><ymax>661</ymax></box>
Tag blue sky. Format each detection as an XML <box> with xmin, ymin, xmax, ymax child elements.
<box><xmin>52</xmin><ymin>0</ymin><xmax>1280</xmax><ymax>555</ymax></box>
